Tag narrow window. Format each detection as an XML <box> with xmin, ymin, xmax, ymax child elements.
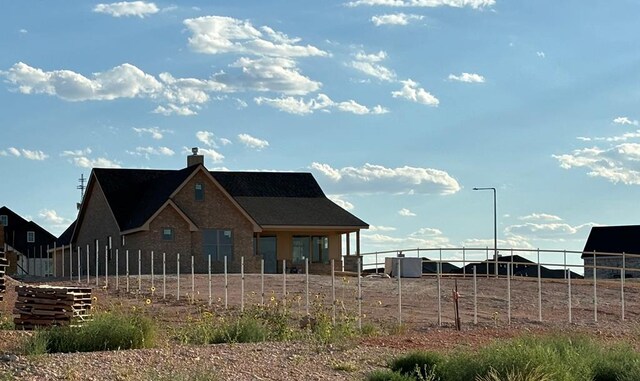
<box><xmin>27</xmin><ymin>231</ymin><xmax>35</xmax><ymax>243</ymax></box>
<box><xmin>121</xmin><ymin>235</ymin><xmax>126</xmax><ymax>246</ymax></box>
<box><xmin>0</xmin><ymin>215</ymin><xmax>7</xmax><ymax>226</ymax></box>
<box><xmin>195</xmin><ymin>183</ymin><xmax>204</xmax><ymax>201</ymax></box>
<box><xmin>162</xmin><ymin>228</ymin><xmax>174</xmax><ymax>241</ymax></box>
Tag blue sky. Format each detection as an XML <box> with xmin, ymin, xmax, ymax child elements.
<box><xmin>1</xmin><ymin>1</ymin><xmax>640</xmax><ymax>263</ymax></box>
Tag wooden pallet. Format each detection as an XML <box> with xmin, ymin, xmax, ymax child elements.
<box><xmin>13</xmin><ymin>285</ymin><xmax>93</xmax><ymax>329</ymax></box>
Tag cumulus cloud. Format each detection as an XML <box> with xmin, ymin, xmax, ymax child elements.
<box><xmin>196</xmin><ymin>131</ymin><xmax>218</xmax><ymax>148</ymax></box>
<box><xmin>128</xmin><ymin>146</ymin><xmax>175</xmax><ymax>157</ymax></box>
<box><xmin>61</xmin><ymin>148</ymin><xmax>92</xmax><ymax>157</ymax></box>
<box><xmin>362</xmin><ymin>226</ymin><xmax>452</xmax><ymax>250</ymax></box>
<box><xmin>346</xmin><ymin>0</ymin><xmax>495</xmax><ymax>9</ymax></box>
<box><xmin>238</xmin><ymin>134</ymin><xmax>269</xmax><ymax>150</ymax></box>
<box><xmin>461</xmin><ymin>237</ymin><xmax>535</xmax><ymax>250</ymax></box>
<box><xmin>184</xmin><ymin>16</ymin><xmax>328</xmax><ymax>58</ymax></box>
<box><xmin>371</xmin><ymin>13</ymin><xmax>424</xmax><ymax>26</ymax></box>
<box><xmin>613</xmin><ymin>116</ymin><xmax>639</xmax><ymax>126</ymax></box>
<box><xmin>327</xmin><ymin>195</ymin><xmax>355</xmax><ymax>211</ymax></box>
<box><xmin>93</xmin><ymin>1</ymin><xmax>159</xmax><ymax>17</ymax></box>
<box><xmin>132</xmin><ymin>127</ymin><xmax>167</xmax><ymax>140</ymax></box>
<box><xmin>392</xmin><ymin>79</ymin><xmax>439</xmax><ymax>106</ymax></box>
<box><xmin>38</xmin><ymin>209</ymin><xmax>71</xmax><ymax>225</ymax></box>
<box><xmin>72</xmin><ymin>157</ymin><xmax>121</xmax><ymax>168</ymax></box>
<box><xmin>518</xmin><ymin>213</ymin><xmax>563</xmax><ymax>222</ymax></box>
<box><xmin>1</xmin><ymin>147</ymin><xmax>48</xmax><ymax>160</ymax></box>
<box><xmin>369</xmin><ymin>225</ymin><xmax>396</xmax><ymax>231</ymax></box>
<box><xmin>255</xmin><ymin>93</ymin><xmax>388</xmax><ymax>115</ymax></box>
<box><xmin>504</xmin><ymin>222</ymin><xmax>597</xmax><ymax>240</ymax></box>
<box><xmin>398</xmin><ymin>208</ymin><xmax>416</xmax><ymax>216</ymax></box>
<box><xmin>448</xmin><ymin>72</ymin><xmax>485</xmax><ymax>83</ymax></box>
<box><xmin>311</xmin><ymin>162</ymin><xmax>460</xmax><ymax>195</ymax></box>
<box><xmin>349</xmin><ymin>50</ymin><xmax>396</xmax><ymax>82</ymax></box>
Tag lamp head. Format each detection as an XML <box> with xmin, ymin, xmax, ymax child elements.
<box><xmin>472</xmin><ymin>187</ymin><xmax>479</xmax><ymax>190</ymax></box>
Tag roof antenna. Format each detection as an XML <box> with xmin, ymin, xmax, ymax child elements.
<box><xmin>77</xmin><ymin>174</ymin><xmax>86</xmax><ymax>210</ymax></box>
<box><xmin>192</xmin><ymin>147</ymin><xmax>199</xmax><ymax>155</ymax></box>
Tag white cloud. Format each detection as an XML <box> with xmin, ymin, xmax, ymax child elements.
<box><xmin>553</xmin><ymin>142</ymin><xmax>640</xmax><ymax>185</ymax></box>
<box><xmin>518</xmin><ymin>213</ymin><xmax>563</xmax><ymax>222</ymax></box>
<box><xmin>196</xmin><ymin>131</ymin><xmax>218</xmax><ymax>148</ymax></box>
<box><xmin>362</xmin><ymin>226</ymin><xmax>452</xmax><ymax>249</ymax></box>
<box><xmin>398</xmin><ymin>208</ymin><xmax>416</xmax><ymax>216</ymax></box>
<box><xmin>392</xmin><ymin>79</ymin><xmax>439</xmax><ymax>106</ymax></box>
<box><xmin>369</xmin><ymin>225</ymin><xmax>396</xmax><ymax>231</ymax></box>
<box><xmin>613</xmin><ymin>116</ymin><xmax>639</xmax><ymax>126</ymax></box>
<box><xmin>152</xmin><ymin>104</ymin><xmax>199</xmax><ymax>116</ymax></box>
<box><xmin>38</xmin><ymin>209</ymin><xmax>71</xmax><ymax>225</ymax></box>
<box><xmin>2</xmin><ymin>147</ymin><xmax>48</xmax><ymax>160</ymax></box>
<box><xmin>72</xmin><ymin>157</ymin><xmax>121</xmax><ymax>168</ymax></box>
<box><xmin>371</xmin><ymin>13</ymin><xmax>424</xmax><ymax>26</ymax></box>
<box><xmin>536</xmin><ymin>51</ymin><xmax>545</xmax><ymax>58</ymax></box>
<box><xmin>220</xmin><ymin>138</ymin><xmax>232</xmax><ymax>146</ymax></box>
<box><xmin>61</xmin><ymin>148</ymin><xmax>92</xmax><ymax>157</ymax></box>
<box><xmin>93</xmin><ymin>1</ymin><xmax>159</xmax><ymax>17</ymax></box>
<box><xmin>448</xmin><ymin>72</ymin><xmax>485</xmax><ymax>83</ymax></box>
<box><xmin>184</xmin><ymin>16</ymin><xmax>328</xmax><ymax>58</ymax></box>
<box><xmin>461</xmin><ymin>237</ymin><xmax>535</xmax><ymax>250</ymax></box>
<box><xmin>133</xmin><ymin>127</ymin><xmax>166</xmax><ymax>140</ymax></box>
<box><xmin>504</xmin><ymin>222</ymin><xmax>597</xmax><ymax>240</ymax></box>
<box><xmin>255</xmin><ymin>93</ymin><xmax>388</xmax><ymax>115</ymax></box>
<box><xmin>350</xmin><ymin>50</ymin><xmax>396</xmax><ymax>82</ymax></box>
<box><xmin>129</xmin><ymin>146</ymin><xmax>175</xmax><ymax>157</ymax></box>
<box><xmin>327</xmin><ymin>195</ymin><xmax>355</xmax><ymax>211</ymax></box>
<box><xmin>238</xmin><ymin>134</ymin><xmax>269</xmax><ymax>150</ymax></box>
<box><xmin>222</xmin><ymin>57</ymin><xmax>321</xmax><ymax>95</ymax></box>
<box><xmin>183</xmin><ymin>146</ymin><xmax>224</xmax><ymax>163</ymax></box>
<box><xmin>311</xmin><ymin>162</ymin><xmax>460</xmax><ymax>195</ymax></box>
<box><xmin>346</xmin><ymin>0</ymin><xmax>495</xmax><ymax>9</ymax></box>
<box><xmin>19</xmin><ymin>29</ymin><xmax>28</xmax><ymax>34</ymax></box>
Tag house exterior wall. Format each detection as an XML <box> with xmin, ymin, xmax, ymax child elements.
<box><xmin>583</xmin><ymin>256</ymin><xmax>640</xmax><ymax>279</ymax></box>
<box><xmin>262</xmin><ymin>230</ymin><xmax>343</xmax><ymax>274</ymax></box>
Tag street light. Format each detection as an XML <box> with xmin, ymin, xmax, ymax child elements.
<box><xmin>473</xmin><ymin>187</ymin><xmax>497</xmax><ymax>276</ymax></box>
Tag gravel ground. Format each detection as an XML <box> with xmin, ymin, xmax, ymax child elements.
<box><xmin>2</xmin><ymin>274</ymin><xmax>640</xmax><ymax>380</ymax></box>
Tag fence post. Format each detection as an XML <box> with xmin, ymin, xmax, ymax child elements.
<box><xmin>105</xmin><ymin>245</ymin><xmax>109</xmax><ymax>289</ymax></box>
<box><xmin>397</xmin><ymin>258</ymin><xmax>402</xmax><ymax>326</ymax></box>
<box><xmin>568</xmin><ymin>268</ymin><xmax>572</xmax><ymax>323</ymax></box>
<box><xmin>331</xmin><ymin>259</ymin><xmax>336</xmax><ymax>325</ymax></box>
<box><xmin>208</xmin><ymin>254</ymin><xmax>212</xmax><ymax>306</ymax></box>
<box><xmin>622</xmin><ymin>252</ymin><xmax>626</xmax><ymax>321</ymax></box>
<box><xmin>115</xmin><ymin>248</ymin><xmax>119</xmax><ymax>291</ymax></box>
<box><xmin>593</xmin><ymin>250</ymin><xmax>597</xmax><ymax>322</ymax></box>
<box><xmin>69</xmin><ymin>245</ymin><xmax>73</xmax><ymax>282</ymax></box>
<box><xmin>473</xmin><ymin>266</ymin><xmax>477</xmax><ymax>325</ymax></box>
<box><xmin>138</xmin><ymin>249</ymin><xmax>142</xmax><ymax>292</ymax></box>
<box><xmin>177</xmin><ymin>253</ymin><xmax>181</xmax><ymax>301</ymax></box>
<box><xmin>191</xmin><ymin>255</ymin><xmax>195</xmax><ymax>303</ymax></box>
<box><xmin>563</xmin><ymin>250</ymin><xmax>567</xmax><ymax>280</ymax></box>
<box><xmin>486</xmin><ymin>247</ymin><xmax>489</xmax><ymax>278</ymax></box>
<box><xmin>77</xmin><ymin>246</ymin><xmax>81</xmax><ymax>283</ymax></box>
<box><xmin>95</xmin><ymin>247</ymin><xmax>99</xmax><ymax>286</ymax></box>
<box><xmin>507</xmin><ymin>262</ymin><xmax>511</xmax><ymax>325</ymax></box>
<box><xmin>437</xmin><ymin>260</ymin><xmax>442</xmax><ymax>327</ymax></box>
<box><xmin>537</xmin><ymin>248</ymin><xmax>542</xmax><ymax>322</ymax></box>
<box><xmin>126</xmin><ymin>250</ymin><xmax>130</xmax><ymax>293</ymax></box>
<box><xmin>260</xmin><ymin>259</ymin><xmax>264</xmax><ymax>306</ymax></box>
<box><xmin>224</xmin><ymin>256</ymin><xmax>228</xmax><ymax>309</ymax></box>
<box><xmin>305</xmin><ymin>258</ymin><xmax>309</xmax><ymax>316</ymax></box>
<box><xmin>162</xmin><ymin>252</ymin><xmax>166</xmax><ymax>300</ymax></box>
<box><xmin>86</xmin><ymin>244</ymin><xmax>90</xmax><ymax>284</ymax></box>
<box><xmin>61</xmin><ymin>243</ymin><xmax>64</xmax><ymax>278</ymax></box>
<box><xmin>241</xmin><ymin>256</ymin><xmax>245</xmax><ymax>313</ymax></box>
<box><xmin>282</xmin><ymin>259</ymin><xmax>286</xmax><ymax>309</ymax></box>
<box><xmin>462</xmin><ymin>247</ymin><xmax>466</xmax><ymax>277</ymax></box>
<box><xmin>151</xmin><ymin>251</ymin><xmax>154</xmax><ymax>294</ymax></box>
<box><xmin>357</xmin><ymin>256</ymin><xmax>362</xmax><ymax>330</ymax></box>
<box><xmin>375</xmin><ymin>252</ymin><xmax>378</xmax><ymax>274</ymax></box>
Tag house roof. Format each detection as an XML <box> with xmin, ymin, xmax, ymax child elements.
<box><xmin>582</xmin><ymin>225</ymin><xmax>640</xmax><ymax>258</ymax></box>
<box><xmin>85</xmin><ymin>166</ymin><xmax>368</xmax><ymax>235</ymax></box>
<box><xmin>0</xmin><ymin>206</ymin><xmax>57</xmax><ymax>256</ymax></box>
<box><xmin>56</xmin><ymin>220</ymin><xmax>76</xmax><ymax>246</ymax></box>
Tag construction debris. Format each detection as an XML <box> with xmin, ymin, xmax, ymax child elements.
<box><xmin>13</xmin><ymin>285</ymin><xmax>92</xmax><ymax>329</ymax></box>
<box><xmin>0</xmin><ymin>251</ymin><xmax>7</xmax><ymax>302</ymax></box>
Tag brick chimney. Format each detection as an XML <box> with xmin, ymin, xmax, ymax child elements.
<box><xmin>187</xmin><ymin>147</ymin><xmax>204</xmax><ymax>167</ymax></box>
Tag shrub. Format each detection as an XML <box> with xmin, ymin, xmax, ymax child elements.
<box><xmin>389</xmin><ymin>351</ymin><xmax>445</xmax><ymax>380</ymax></box>
<box><xmin>367</xmin><ymin>369</ymin><xmax>417</xmax><ymax>381</ymax></box>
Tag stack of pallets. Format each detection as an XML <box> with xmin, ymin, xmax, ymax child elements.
<box><xmin>13</xmin><ymin>285</ymin><xmax>93</xmax><ymax>329</ymax></box>
<box><xmin>0</xmin><ymin>251</ymin><xmax>7</xmax><ymax>302</ymax></box>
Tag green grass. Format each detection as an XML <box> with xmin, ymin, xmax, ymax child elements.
<box><xmin>0</xmin><ymin>312</ymin><xmax>14</xmax><ymax>330</ymax></box>
<box><xmin>23</xmin><ymin>311</ymin><xmax>155</xmax><ymax>354</ymax></box>
<box><xmin>370</xmin><ymin>334</ymin><xmax>640</xmax><ymax>381</ymax></box>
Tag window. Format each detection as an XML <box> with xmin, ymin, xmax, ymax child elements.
<box><xmin>312</xmin><ymin>236</ymin><xmax>329</xmax><ymax>264</ymax></box>
<box><xmin>195</xmin><ymin>183</ymin><xmax>204</xmax><ymax>201</ymax></box>
<box><xmin>121</xmin><ymin>235</ymin><xmax>126</xmax><ymax>246</ymax></box>
<box><xmin>292</xmin><ymin>236</ymin><xmax>330</xmax><ymax>264</ymax></box>
<box><xmin>27</xmin><ymin>231</ymin><xmax>35</xmax><ymax>243</ymax></box>
<box><xmin>162</xmin><ymin>228</ymin><xmax>174</xmax><ymax>241</ymax></box>
<box><xmin>0</xmin><ymin>215</ymin><xmax>7</xmax><ymax>226</ymax></box>
<box><xmin>203</xmin><ymin>229</ymin><xmax>233</xmax><ymax>261</ymax></box>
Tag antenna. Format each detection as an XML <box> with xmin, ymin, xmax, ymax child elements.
<box><xmin>77</xmin><ymin>174</ymin><xmax>86</xmax><ymax>210</ymax></box>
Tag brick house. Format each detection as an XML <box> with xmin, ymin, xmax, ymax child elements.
<box><xmin>582</xmin><ymin>225</ymin><xmax>640</xmax><ymax>279</ymax></box>
<box><xmin>0</xmin><ymin>206</ymin><xmax>57</xmax><ymax>276</ymax></box>
<box><xmin>69</xmin><ymin>151</ymin><xmax>368</xmax><ymax>277</ymax></box>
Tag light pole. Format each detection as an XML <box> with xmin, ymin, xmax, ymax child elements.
<box><xmin>473</xmin><ymin>187</ymin><xmax>497</xmax><ymax>276</ymax></box>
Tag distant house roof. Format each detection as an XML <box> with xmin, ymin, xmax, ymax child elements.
<box><xmin>81</xmin><ymin>166</ymin><xmax>368</xmax><ymax>237</ymax></box>
<box><xmin>582</xmin><ymin>225</ymin><xmax>640</xmax><ymax>258</ymax></box>
<box><xmin>0</xmin><ymin>206</ymin><xmax>56</xmax><ymax>257</ymax></box>
<box><xmin>56</xmin><ymin>220</ymin><xmax>76</xmax><ymax>246</ymax></box>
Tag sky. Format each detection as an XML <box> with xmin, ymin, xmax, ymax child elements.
<box><xmin>1</xmin><ymin>1</ymin><xmax>640</xmax><ymax>267</ymax></box>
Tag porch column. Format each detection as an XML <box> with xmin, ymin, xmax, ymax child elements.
<box><xmin>356</xmin><ymin>230</ymin><xmax>361</xmax><ymax>256</ymax></box>
<box><xmin>346</xmin><ymin>233</ymin><xmax>351</xmax><ymax>256</ymax></box>
<box><xmin>255</xmin><ymin>233</ymin><xmax>260</xmax><ymax>256</ymax></box>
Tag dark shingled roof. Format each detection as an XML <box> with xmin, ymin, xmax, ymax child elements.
<box><xmin>582</xmin><ymin>225</ymin><xmax>640</xmax><ymax>258</ymax></box>
<box><xmin>0</xmin><ymin>206</ymin><xmax>56</xmax><ymax>257</ymax></box>
<box><xmin>56</xmin><ymin>220</ymin><xmax>76</xmax><ymax>246</ymax></box>
<box><xmin>89</xmin><ymin>167</ymin><xmax>367</xmax><ymax>232</ymax></box>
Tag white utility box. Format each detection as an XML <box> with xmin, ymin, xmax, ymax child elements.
<box><xmin>385</xmin><ymin>257</ymin><xmax>422</xmax><ymax>278</ymax></box>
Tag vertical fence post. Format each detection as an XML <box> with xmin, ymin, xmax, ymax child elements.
<box><xmin>462</xmin><ymin>247</ymin><xmax>466</xmax><ymax>277</ymax></box>
<box><xmin>260</xmin><ymin>259</ymin><xmax>265</xmax><ymax>306</ymax></box>
<box><xmin>437</xmin><ymin>260</ymin><xmax>442</xmax><ymax>327</ymax></box>
<box><xmin>191</xmin><ymin>255</ymin><xmax>195</xmax><ymax>303</ymax></box>
<box><xmin>375</xmin><ymin>252</ymin><xmax>378</xmax><ymax>274</ymax></box>
<box><xmin>507</xmin><ymin>262</ymin><xmax>512</xmax><ymax>325</ymax></box>
<box><xmin>486</xmin><ymin>247</ymin><xmax>489</xmax><ymax>279</ymax></box>
<box><xmin>563</xmin><ymin>250</ymin><xmax>567</xmax><ymax>280</ymax></box>
<box><xmin>357</xmin><ymin>256</ymin><xmax>362</xmax><ymax>330</ymax></box>
<box><xmin>241</xmin><ymin>256</ymin><xmax>245</xmax><ymax>312</ymax></box>
<box><xmin>126</xmin><ymin>250</ymin><xmax>130</xmax><ymax>293</ymax></box>
<box><xmin>151</xmin><ymin>251</ymin><xmax>154</xmax><ymax>295</ymax></box>
<box><xmin>77</xmin><ymin>246</ymin><xmax>81</xmax><ymax>283</ymax></box>
<box><xmin>208</xmin><ymin>254</ymin><xmax>212</xmax><ymax>306</ymax></box>
<box><xmin>593</xmin><ymin>251</ymin><xmax>597</xmax><ymax>322</ymax></box>
<box><xmin>177</xmin><ymin>253</ymin><xmax>180</xmax><ymax>301</ymax></box>
<box><xmin>138</xmin><ymin>249</ymin><xmax>142</xmax><ymax>292</ymax></box>
<box><xmin>86</xmin><ymin>244</ymin><xmax>90</xmax><ymax>284</ymax></box>
<box><xmin>115</xmin><ymin>249</ymin><xmax>119</xmax><ymax>291</ymax></box>
<box><xmin>305</xmin><ymin>258</ymin><xmax>309</xmax><ymax>316</ymax></box>
<box><xmin>224</xmin><ymin>256</ymin><xmax>228</xmax><ymax>309</ymax></box>
<box><xmin>622</xmin><ymin>252</ymin><xmax>626</xmax><ymax>321</ymax></box>
<box><xmin>69</xmin><ymin>245</ymin><xmax>73</xmax><ymax>281</ymax></box>
<box><xmin>95</xmin><ymin>247</ymin><xmax>99</xmax><ymax>286</ymax></box>
<box><xmin>61</xmin><ymin>243</ymin><xmax>64</xmax><ymax>278</ymax></box>
<box><xmin>331</xmin><ymin>259</ymin><xmax>336</xmax><ymax>325</ymax></box>
<box><xmin>473</xmin><ymin>265</ymin><xmax>477</xmax><ymax>325</ymax></box>
<box><xmin>397</xmin><ymin>258</ymin><xmax>402</xmax><ymax>326</ymax></box>
<box><xmin>568</xmin><ymin>267</ymin><xmax>572</xmax><ymax>323</ymax></box>
<box><xmin>105</xmin><ymin>245</ymin><xmax>109</xmax><ymax>289</ymax></box>
<box><xmin>162</xmin><ymin>252</ymin><xmax>166</xmax><ymax>300</ymax></box>
<box><xmin>282</xmin><ymin>259</ymin><xmax>287</xmax><ymax>309</ymax></box>
<box><xmin>537</xmin><ymin>248</ymin><xmax>542</xmax><ymax>322</ymax></box>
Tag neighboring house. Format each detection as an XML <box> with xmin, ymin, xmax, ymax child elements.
<box><xmin>0</xmin><ymin>206</ymin><xmax>57</xmax><ymax>276</ymax></box>
<box><xmin>49</xmin><ymin>220</ymin><xmax>76</xmax><ymax>278</ymax></box>
<box><xmin>421</xmin><ymin>258</ymin><xmax>459</xmax><ymax>274</ymax></box>
<box><xmin>582</xmin><ymin>225</ymin><xmax>640</xmax><ymax>279</ymax></box>
<box><xmin>455</xmin><ymin>255</ymin><xmax>581</xmax><ymax>279</ymax></box>
<box><xmin>69</xmin><ymin>151</ymin><xmax>368</xmax><ymax>277</ymax></box>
